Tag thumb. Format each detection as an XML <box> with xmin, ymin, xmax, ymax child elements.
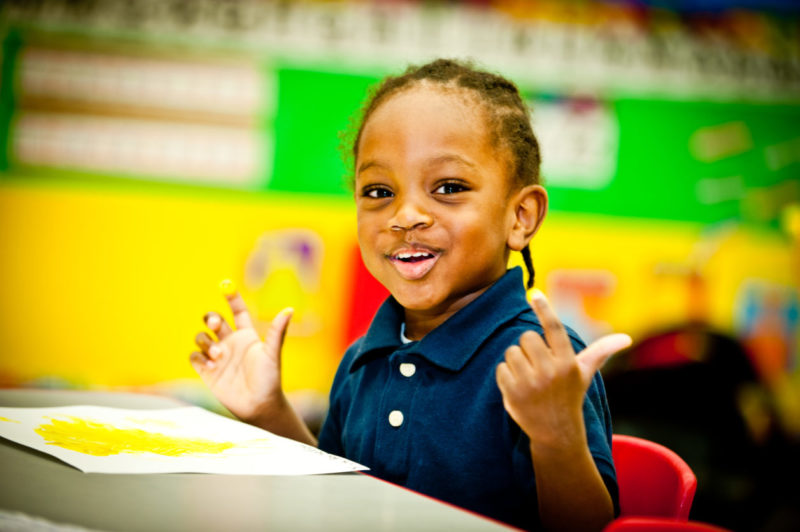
<box><xmin>263</xmin><ymin>307</ymin><xmax>294</xmax><ymax>368</ymax></box>
<box><xmin>576</xmin><ymin>333</ymin><xmax>632</xmax><ymax>383</ymax></box>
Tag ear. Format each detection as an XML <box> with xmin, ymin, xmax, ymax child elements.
<box><xmin>507</xmin><ymin>185</ymin><xmax>548</xmax><ymax>251</ymax></box>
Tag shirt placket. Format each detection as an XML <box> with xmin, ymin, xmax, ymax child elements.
<box><xmin>373</xmin><ymin>345</ymin><xmax>420</xmax><ymax>483</ymax></box>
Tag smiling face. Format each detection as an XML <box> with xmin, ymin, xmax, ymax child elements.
<box><xmin>355</xmin><ymin>84</ymin><xmax>522</xmax><ymax>331</ymax></box>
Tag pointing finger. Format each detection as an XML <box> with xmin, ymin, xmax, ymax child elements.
<box><xmin>528</xmin><ymin>289</ymin><xmax>572</xmax><ymax>357</ymax></box>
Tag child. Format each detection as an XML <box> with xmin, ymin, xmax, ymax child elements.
<box><xmin>190</xmin><ymin>59</ymin><xmax>631</xmax><ymax>531</ymax></box>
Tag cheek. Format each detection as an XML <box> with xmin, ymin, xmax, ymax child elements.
<box><xmin>453</xmin><ymin>207</ymin><xmax>508</xmax><ymax>244</ymax></box>
<box><xmin>356</xmin><ymin>214</ymin><xmax>384</xmax><ymax>267</ymax></box>
<box><xmin>356</xmin><ymin>223</ymin><xmax>371</xmax><ymax>257</ymax></box>
<box><xmin>355</xmin><ymin>209</ymin><xmax>373</xmax><ymax>239</ymax></box>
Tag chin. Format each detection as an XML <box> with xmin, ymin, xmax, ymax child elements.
<box><xmin>390</xmin><ymin>285</ymin><xmax>443</xmax><ymax>311</ymax></box>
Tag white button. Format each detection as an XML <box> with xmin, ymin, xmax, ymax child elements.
<box><xmin>388</xmin><ymin>410</ymin><xmax>404</xmax><ymax>427</ymax></box>
<box><xmin>399</xmin><ymin>363</ymin><xmax>416</xmax><ymax>377</ymax></box>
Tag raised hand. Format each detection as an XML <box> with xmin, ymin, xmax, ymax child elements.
<box><xmin>189</xmin><ymin>280</ymin><xmax>313</xmax><ymax>444</ymax></box>
<box><xmin>496</xmin><ymin>288</ymin><xmax>630</xmax><ymax>530</ymax></box>
<box><xmin>496</xmin><ymin>288</ymin><xmax>631</xmax><ymax>449</ymax></box>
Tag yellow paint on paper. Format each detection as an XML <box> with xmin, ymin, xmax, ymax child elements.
<box><xmin>0</xmin><ymin>416</ymin><xmax>21</xmax><ymax>423</ymax></box>
<box><xmin>219</xmin><ymin>279</ymin><xmax>237</xmax><ymax>297</ymax></box>
<box><xmin>34</xmin><ymin>416</ymin><xmax>235</xmax><ymax>457</ymax></box>
<box><xmin>124</xmin><ymin>417</ymin><xmax>178</xmax><ymax>429</ymax></box>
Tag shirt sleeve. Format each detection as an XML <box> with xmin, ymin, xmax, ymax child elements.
<box><xmin>584</xmin><ymin>372</ymin><xmax>620</xmax><ymax>517</ymax></box>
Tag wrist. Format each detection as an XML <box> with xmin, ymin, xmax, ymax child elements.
<box><xmin>526</xmin><ymin>410</ymin><xmax>587</xmax><ymax>456</ymax></box>
<box><xmin>241</xmin><ymin>390</ymin><xmax>291</xmax><ymax>428</ymax></box>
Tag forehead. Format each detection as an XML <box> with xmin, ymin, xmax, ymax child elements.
<box><xmin>364</xmin><ymin>84</ymin><xmax>486</xmax><ymax>135</ymax></box>
<box><xmin>357</xmin><ymin>84</ymin><xmax>506</xmax><ymax>170</ymax></box>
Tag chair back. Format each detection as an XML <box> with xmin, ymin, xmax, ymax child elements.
<box><xmin>604</xmin><ymin>517</ymin><xmax>732</xmax><ymax>532</ymax></box>
<box><xmin>612</xmin><ymin>434</ymin><xmax>697</xmax><ymax>520</ymax></box>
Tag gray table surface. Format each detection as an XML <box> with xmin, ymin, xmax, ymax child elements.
<box><xmin>0</xmin><ymin>389</ymin><xmax>511</xmax><ymax>531</ymax></box>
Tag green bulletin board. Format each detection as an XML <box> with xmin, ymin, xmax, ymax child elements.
<box><xmin>1</xmin><ymin>30</ymin><xmax>798</xmax><ymax>229</ymax></box>
<box><xmin>606</xmin><ymin>99</ymin><xmax>800</xmax><ymax>225</ymax></box>
<box><xmin>265</xmin><ymin>68</ymin><xmax>800</xmax><ymax>227</ymax></box>
<box><xmin>270</xmin><ymin>68</ymin><xmax>379</xmax><ymax>196</ymax></box>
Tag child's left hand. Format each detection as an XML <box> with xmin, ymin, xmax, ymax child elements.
<box><xmin>496</xmin><ymin>289</ymin><xmax>631</xmax><ymax>449</ymax></box>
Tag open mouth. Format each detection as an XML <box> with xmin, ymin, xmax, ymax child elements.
<box><xmin>395</xmin><ymin>251</ymin><xmax>435</xmax><ymax>263</ymax></box>
<box><xmin>388</xmin><ymin>248</ymin><xmax>440</xmax><ymax>280</ymax></box>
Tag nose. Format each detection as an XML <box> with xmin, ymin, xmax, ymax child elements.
<box><xmin>389</xmin><ymin>193</ymin><xmax>433</xmax><ymax>232</ymax></box>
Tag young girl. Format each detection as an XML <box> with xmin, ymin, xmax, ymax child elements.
<box><xmin>190</xmin><ymin>59</ymin><xmax>631</xmax><ymax>531</ymax></box>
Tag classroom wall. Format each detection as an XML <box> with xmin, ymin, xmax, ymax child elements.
<box><xmin>0</xmin><ymin>0</ymin><xmax>797</xmax><ymax>424</ymax></box>
<box><xmin>1</xmin><ymin>2</ymin><xmax>799</xmax><ymax>528</ymax></box>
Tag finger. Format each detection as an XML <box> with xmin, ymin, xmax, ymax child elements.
<box><xmin>504</xmin><ymin>345</ymin><xmax>535</xmax><ymax>381</ymax></box>
<box><xmin>204</xmin><ymin>312</ymin><xmax>233</xmax><ymax>340</ymax></box>
<box><xmin>194</xmin><ymin>332</ymin><xmax>223</xmax><ymax>360</ymax></box>
<box><xmin>264</xmin><ymin>308</ymin><xmax>294</xmax><ymax>369</ymax></box>
<box><xmin>519</xmin><ymin>329</ymin><xmax>552</xmax><ymax>363</ymax></box>
<box><xmin>220</xmin><ymin>279</ymin><xmax>255</xmax><ymax>330</ymax></box>
<box><xmin>189</xmin><ymin>351</ymin><xmax>215</xmax><ymax>373</ymax></box>
<box><xmin>518</xmin><ymin>330</ymin><xmax>556</xmax><ymax>380</ymax></box>
<box><xmin>495</xmin><ymin>361</ymin><xmax>516</xmax><ymax>392</ymax></box>
<box><xmin>577</xmin><ymin>333</ymin><xmax>632</xmax><ymax>378</ymax></box>
<box><xmin>528</xmin><ymin>288</ymin><xmax>573</xmax><ymax>356</ymax></box>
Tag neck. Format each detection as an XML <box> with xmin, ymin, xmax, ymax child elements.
<box><xmin>402</xmin><ymin>282</ymin><xmax>494</xmax><ymax>341</ymax></box>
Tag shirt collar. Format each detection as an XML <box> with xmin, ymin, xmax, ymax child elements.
<box><xmin>349</xmin><ymin>267</ymin><xmax>531</xmax><ymax>373</ymax></box>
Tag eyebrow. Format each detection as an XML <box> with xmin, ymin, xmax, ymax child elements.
<box><xmin>424</xmin><ymin>154</ymin><xmax>477</xmax><ymax>170</ymax></box>
<box><xmin>357</xmin><ymin>154</ymin><xmax>476</xmax><ymax>175</ymax></box>
<box><xmin>357</xmin><ymin>160</ymin><xmax>384</xmax><ymax>174</ymax></box>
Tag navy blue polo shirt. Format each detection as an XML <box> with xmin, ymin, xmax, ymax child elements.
<box><xmin>318</xmin><ymin>267</ymin><xmax>618</xmax><ymax>530</ymax></box>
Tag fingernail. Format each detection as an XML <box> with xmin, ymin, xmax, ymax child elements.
<box><xmin>529</xmin><ymin>288</ymin><xmax>546</xmax><ymax>303</ymax></box>
<box><xmin>219</xmin><ymin>279</ymin><xmax>237</xmax><ymax>296</ymax></box>
<box><xmin>209</xmin><ymin>345</ymin><xmax>221</xmax><ymax>358</ymax></box>
<box><xmin>207</xmin><ymin>314</ymin><xmax>220</xmax><ymax>328</ymax></box>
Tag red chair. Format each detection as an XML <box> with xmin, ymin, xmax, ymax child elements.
<box><xmin>604</xmin><ymin>517</ymin><xmax>732</xmax><ymax>532</ymax></box>
<box><xmin>612</xmin><ymin>434</ymin><xmax>697</xmax><ymax>520</ymax></box>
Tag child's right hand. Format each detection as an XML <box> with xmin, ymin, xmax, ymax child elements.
<box><xmin>189</xmin><ymin>282</ymin><xmax>293</xmax><ymax>426</ymax></box>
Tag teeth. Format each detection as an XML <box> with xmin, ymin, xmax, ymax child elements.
<box><xmin>396</xmin><ymin>251</ymin><xmax>432</xmax><ymax>259</ymax></box>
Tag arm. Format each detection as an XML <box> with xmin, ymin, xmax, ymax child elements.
<box><xmin>529</xmin><ymin>420</ymin><xmax>614</xmax><ymax>532</ymax></box>
<box><xmin>496</xmin><ymin>289</ymin><xmax>630</xmax><ymax>532</ymax></box>
<box><xmin>190</xmin><ymin>280</ymin><xmax>317</xmax><ymax>447</ymax></box>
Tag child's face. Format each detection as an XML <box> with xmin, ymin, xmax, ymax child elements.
<box><xmin>355</xmin><ymin>85</ymin><xmax>520</xmax><ymax>315</ymax></box>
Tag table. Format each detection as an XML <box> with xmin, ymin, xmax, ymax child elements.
<box><xmin>0</xmin><ymin>389</ymin><xmax>511</xmax><ymax>531</ymax></box>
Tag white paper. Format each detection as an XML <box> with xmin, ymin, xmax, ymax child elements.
<box><xmin>0</xmin><ymin>405</ymin><xmax>367</xmax><ymax>475</ymax></box>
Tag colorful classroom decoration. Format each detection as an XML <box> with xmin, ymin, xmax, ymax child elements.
<box><xmin>0</xmin><ymin>1</ymin><xmax>797</xmax><ymax>442</ymax></box>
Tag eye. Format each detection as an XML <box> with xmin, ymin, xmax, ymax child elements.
<box><xmin>433</xmin><ymin>181</ymin><xmax>469</xmax><ymax>195</ymax></box>
<box><xmin>362</xmin><ymin>186</ymin><xmax>393</xmax><ymax>199</ymax></box>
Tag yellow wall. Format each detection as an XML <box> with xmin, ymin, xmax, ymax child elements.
<box><xmin>0</xmin><ymin>179</ymin><xmax>355</xmax><ymax>395</ymax></box>
<box><xmin>0</xmin><ymin>179</ymin><xmax>795</xmax><ymax>405</ymax></box>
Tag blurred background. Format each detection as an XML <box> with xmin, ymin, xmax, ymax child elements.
<box><xmin>0</xmin><ymin>0</ymin><xmax>798</xmax><ymax>530</ymax></box>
